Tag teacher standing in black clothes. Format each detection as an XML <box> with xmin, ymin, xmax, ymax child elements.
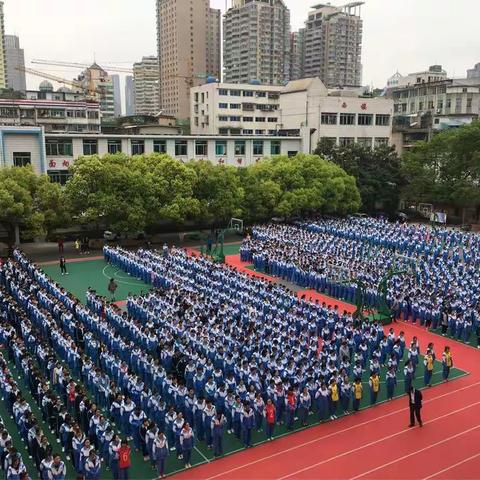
<box><xmin>408</xmin><ymin>386</ymin><xmax>423</xmax><ymax>427</ymax></box>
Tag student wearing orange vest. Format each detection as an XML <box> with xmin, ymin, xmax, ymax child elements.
<box><xmin>369</xmin><ymin>372</ymin><xmax>380</xmax><ymax>405</ymax></box>
<box><xmin>352</xmin><ymin>378</ymin><xmax>363</xmax><ymax>412</ymax></box>
<box><xmin>424</xmin><ymin>350</ymin><xmax>434</xmax><ymax>387</ymax></box>
<box><xmin>442</xmin><ymin>346</ymin><xmax>453</xmax><ymax>382</ymax></box>
<box><xmin>328</xmin><ymin>378</ymin><xmax>339</xmax><ymax>419</ymax></box>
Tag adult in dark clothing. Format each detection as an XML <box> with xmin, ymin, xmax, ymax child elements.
<box><xmin>408</xmin><ymin>386</ymin><xmax>423</xmax><ymax>427</ymax></box>
<box><xmin>60</xmin><ymin>256</ymin><xmax>68</xmax><ymax>275</ymax></box>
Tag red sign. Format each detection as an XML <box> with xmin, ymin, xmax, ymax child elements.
<box><xmin>62</xmin><ymin>160</ymin><xmax>70</xmax><ymax>168</ymax></box>
<box><xmin>361</xmin><ymin>103</ymin><xmax>367</xmax><ymax>110</ymax></box>
<box><xmin>49</xmin><ymin>160</ymin><xmax>56</xmax><ymax>168</ymax></box>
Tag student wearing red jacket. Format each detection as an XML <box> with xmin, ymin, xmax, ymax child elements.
<box><xmin>265</xmin><ymin>399</ymin><xmax>276</xmax><ymax>440</ymax></box>
<box><xmin>285</xmin><ymin>389</ymin><xmax>297</xmax><ymax>431</ymax></box>
<box><xmin>118</xmin><ymin>439</ymin><xmax>131</xmax><ymax>480</ymax></box>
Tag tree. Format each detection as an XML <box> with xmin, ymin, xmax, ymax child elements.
<box><xmin>402</xmin><ymin>121</ymin><xmax>480</xmax><ymax>222</ymax></box>
<box><xmin>65</xmin><ymin>154</ymin><xmax>200</xmax><ymax>234</ymax></box>
<box><xmin>187</xmin><ymin>160</ymin><xmax>244</xmax><ymax>226</ymax></box>
<box><xmin>240</xmin><ymin>154</ymin><xmax>360</xmax><ymax>220</ymax></box>
<box><xmin>314</xmin><ymin>141</ymin><xmax>404</xmax><ymax>215</ymax></box>
<box><xmin>0</xmin><ymin>166</ymin><xmax>66</xmax><ymax>243</ymax></box>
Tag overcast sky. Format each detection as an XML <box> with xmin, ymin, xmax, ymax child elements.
<box><xmin>4</xmin><ymin>0</ymin><xmax>479</xmax><ymax>108</ymax></box>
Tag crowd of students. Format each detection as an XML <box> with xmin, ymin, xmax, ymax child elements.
<box><xmin>0</xmin><ymin>237</ymin><xmax>460</xmax><ymax>479</ymax></box>
<box><xmin>103</xmin><ymin>246</ymin><xmax>455</xmax><ymax>455</ymax></box>
<box><xmin>240</xmin><ymin>218</ymin><xmax>480</xmax><ymax>342</ymax></box>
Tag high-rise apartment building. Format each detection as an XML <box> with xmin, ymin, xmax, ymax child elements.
<box><xmin>303</xmin><ymin>2</ymin><xmax>363</xmax><ymax>87</ymax></box>
<box><xmin>125</xmin><ymin>75</ymin><xmax>135</xmax><ymax>116</ymax></box>
<box><xmin>289</xmin><ymin>29</ymin><xmax>305</xmax><ymax>81</ymax></box>
<box><xmin>0</xmin><ymin>2</ymin><xmax>7</xmax><ymax>89</ymax></box>
<box><xmin>133</xmin><ymin>56</ymin><xmax>160</xmax><ymax>116</ymax></box>
<box><xmin>467</xmin><ymin>63</ymin><xmax>480</xmax><ymax>79</ymax></box>
<box><xmin>223</xmin><ymin>0</ymin><xmax>291</xmax><ymax>86</ymax></box>
<box><xmin>111</xmin><ymin>74</ymin><xmax>122</xmax><ymax>117</ymax></box>
<box><xmin>5</xmin><ymin>35</ymin><xmax>26</xmax><ymax>92</ymax></box>
<box><xmin>156</xmin><ymin>0</ymin><xmax>221</xmax><ymax>120</ymax></box>
<box><xmin>207</xmin><ymin>8</ymin><xmax>221</xmax><ymax>81</ymax></box>
<box><xmin>76</xmin><ymin>63</ymin><xmax>115</xmax><ymax>119</ymax></box>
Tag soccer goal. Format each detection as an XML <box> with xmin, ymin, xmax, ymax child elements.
<box><xmin>229</xmin><ymin>218</ymin><xmax>244</xmax><ymax>233</ymax></box>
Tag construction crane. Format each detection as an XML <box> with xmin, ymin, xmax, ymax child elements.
<box><xmin>17</xmin><ymin>66</ymin><xmax>102</xmax><ymax>98</ymax></box>
<box><xmin>31</xmin><ymin>59</ymin><xmax>133</xmax><ymax>74</ymax></box>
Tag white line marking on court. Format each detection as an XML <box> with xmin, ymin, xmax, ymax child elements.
<box><xmin>278</xmin><ymin>401</ymin><xmax>480</xmax><ymax>480</ymax></box>
<box><xmin>422</xmin><ymin>452</ymin><xmax>480</xmax><ymax>480</ymax></box>
<box><xmin>204</xmin><ymin>380</ymin><xmax>480</xmax><ymax>480</ymax></box>
<box><xmin>102</xmin><ymin>265</ymin><xmax>144</xmax><ymax>286</ymax></box>
<box><xmin>195</xmin><ymin>446</ymin><xmax>211</xmax><ymax>463</ymax></box>
<box><xmin>351</xmin><ymin>424</ymin><xmax>480</xmax><ymax>480</ymax></box>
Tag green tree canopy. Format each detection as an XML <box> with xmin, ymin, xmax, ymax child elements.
<box><xmin>0</xmin><ymin>166</ymin><xmax>67</xmax><ymax>241</ymax></box>
<box><xmin>402</xmin><ymin>121</ymin><xmax>480</xmax><ymax>220</ymax></box>
<box><xmin>314</xmin><ymin>140</ymin><xmax>404</xmax><ymax>215</ymax></box>
<box><xmin>241</xmin><ymin>154</ymin><xmax>360</xmax><ymax>221</ymax></box>
<box><xmin>65</xmin><ymin>154</ymin><xmax>199</xmax><ymax>234</ymax></box>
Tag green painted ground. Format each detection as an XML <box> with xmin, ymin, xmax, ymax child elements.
<box><xmin>222</xmin><ymin>243</ymin><xmax>242</xmax><ymax>256</ymax></box>
<box><xmin>41</xmin><ymin>259</ymin><xmax>151</xmax><ymax>304</ymax></box>
<box><xmin>430</xmin><ymin>327</ymin><xmax>480</xmax><ymax>350</ymax></box>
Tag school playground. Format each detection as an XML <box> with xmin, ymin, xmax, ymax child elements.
<box><xmin>38</xmin><ymin>246</ymin><xmax>480</xmax><ymax>480</ymax></box>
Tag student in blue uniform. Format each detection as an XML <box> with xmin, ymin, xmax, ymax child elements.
<box><xmin>385</xmin><ymin>366</ymin><xmax>397</xmax><ymax>400</ymax></box>
<box><xmin>212</xmin><ymin>413</ymin><xmax>226</xmax><ymax>457</ymax></box>
<box><xmin>152</xmin><ymin>432</ymin><xmax>169</xmax><ymax>479</ymax></box>
<box><xmin>179</xmin><ymin>423</ymin><xmax>194</xmax><ymax>469</ymax></box>
<box><xmin>241</xmin><ymin>403</ymin><xmax>255</xmax><ymax>448</ymax></box>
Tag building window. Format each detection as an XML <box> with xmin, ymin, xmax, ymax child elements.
<box><xmin>375</xmin><ymin>114</ymin><xmax>390</xmax><ymax>126</ymax></box>
<box><xmin>374</xmin><ymin>137</ymin><xmax>390</xmax><ymax>147</ymax></box>
<box><xmin>13</xmin><ymin>152</ymin><xmax>31</xmax><ymax>167</ymax></box>
<box><xmin>175</xmin><ymin>140</ymin><xmax>188</xmax><ymax>156</ymax></box>
<box><xmin>230</xmin><ymin>90</ymin><xmax>241</xmax><ymax>96</ymax></box>
<box><xmin>131</xmin><ymin>140</ymin><xmax>145</xmax><ymax>155</ymax></box>
<box><xmin>230</xmin><ymin>116</ymin><xmax>241</xmax><ymax>121</ymax></box>
<box><xmin>253</xmin><ymin>140</ymin><xmax>263</xmax><ymax>155</ymax></box>
<box><xmin>243</xmin><ymin>116</ymin><xmax>253</xmax><ymax>122</ymax></box>
<box><xmin>256</xmin><ymin>91</ymin><xmax>266</xmax><ymax>97</ymax></box>
<box><xmin>437</xmin><ymin>100</ymin><xmax>443</xmax><ymax>111</ymax></box>
<box><xmin>321</xmin><ymin>113</ymin><xmax>337</xmax><ymax>125</ymax></box>
<box><xmin>466</xmin><ymin>98</ymin><xmax>473</xmax><ymax>108</ymax></box>
<box><xmin>219</xmin><ymin>128</ymin><xmax>229</xmax><ymax>135</ymax></box>
<box><xmin>215</xmin><ymin>141</ymin><xmax>227</xmax><ymax>156</ymax></box>
<box><xmin>357</xmin><ymin>114</ymin><xmax>373</xmax><ymax>126</ymax></box>
<box><xmin>270</xmin><ymin>140</ymin><xmax>281</xmax><ymax>155</ymax></box>
<box><xmin>219</xmin><ymin>103</ymin><xmax>228</xmax><ymax>109</ymax></box>
<box><xmin>87</xmin><ymin>110</ymin><xmax>99</xmax><ymax>119</ymax></box>
<box><xmin>255</xmin><ymin>117</ymin><xmax>266</xmax><ymax>122</ymax></box>
<box><xmin>356</xmin><ymin>137</ymin><xmax>372</xmax><ymax>148</ymax></box>
<box><xmin>153</xmin><ymin>140</ymin><xmax>167</xmax><ymax>154</ymax></box>
<box><xmin>108</xmin><ymin>140</ymin><xmax>122</xmax><ymax>154</ymax></box>
<box><xmin>195</xmin><ymin>140</ymin><xmax>208</xmax><ymax>156</ymax></box>
<box><xmin>339</xmin><ymin>137</ymin><xmax>354</xmax><ymax>147</ymax></box>
<box><xmin>455</xmin><ymin>97</ymin><xmax>462</xmax><ymax>112</ymax></box>
<box><xmin>255</xmin><ymin>130</ymin><xmax>264</xmax><ymax>135</ymax></box>
<box><xmin>234</xmin><ymin>140</ymin><xmax>245</xmax><ymax>155</ymax></box>
<box><xmin>242</xmin><ymin>129</ymin><xmax>253</xmax><ymax>134</ymax></box>
<box><xmin>339</xmin><ymin>113</ymin><xmax>355</xmax><ymax>125</ymax></box>
<box><xmin>230</xmin><ymin>104</ymin><xmax>241</xmax><ymax>109</ymax></box>
<box><xmin>427</xmin><ymin>100</ymin><xmax>434</xmax><ymax>110</ymax></box>
<box><xmin>45</xmin><ymin>139</ymin><xmax>73</xmax><ymax>156</ymax></box>
<box><xmin>242</xmin><ymin>90</ymin><xmax>254</xmax><ymax>97</ymax></box>
<box><xmin>267</xmin><ymin>117</ymin><xmax>278</xmax><ymax>123</ymax></box>
<box><xmin>219</xmin><ymin>89</ymin><xmax>228</xmax><ymax>96</ymax></box>
<box><xmin>48</xmin><ymin>170</ymin><xmax>72</xmax><ymax>185</ymax></box>
<box><xmin>446</xmin><ymin>99</ymin><xmax>451</xmax><ymax>109</ymax></box>
<box><xmin>219</xmin><ymin>116</ymin><xmax>228</xmax><ymax>121</ymax></box>
<box><xmin>83</xmin><ymin>139</ymin><xmax>98</xmax><ymax>156</ymax></box>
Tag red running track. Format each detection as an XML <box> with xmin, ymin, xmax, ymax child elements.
<box><xmin>173</xmin><ymin>322</ymin><xmax>480</xmax><ymax>480</ymax></box>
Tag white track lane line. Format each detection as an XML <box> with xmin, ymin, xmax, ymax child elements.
<box><xmin>351</xmin><ymin>424</ymin><xmax>480</xmax><ymax>480</ymax></box>
<box><xmin>422</xmin><ymin>452</ymin><xmax>480</xmax><ymax>480</ymax></box>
